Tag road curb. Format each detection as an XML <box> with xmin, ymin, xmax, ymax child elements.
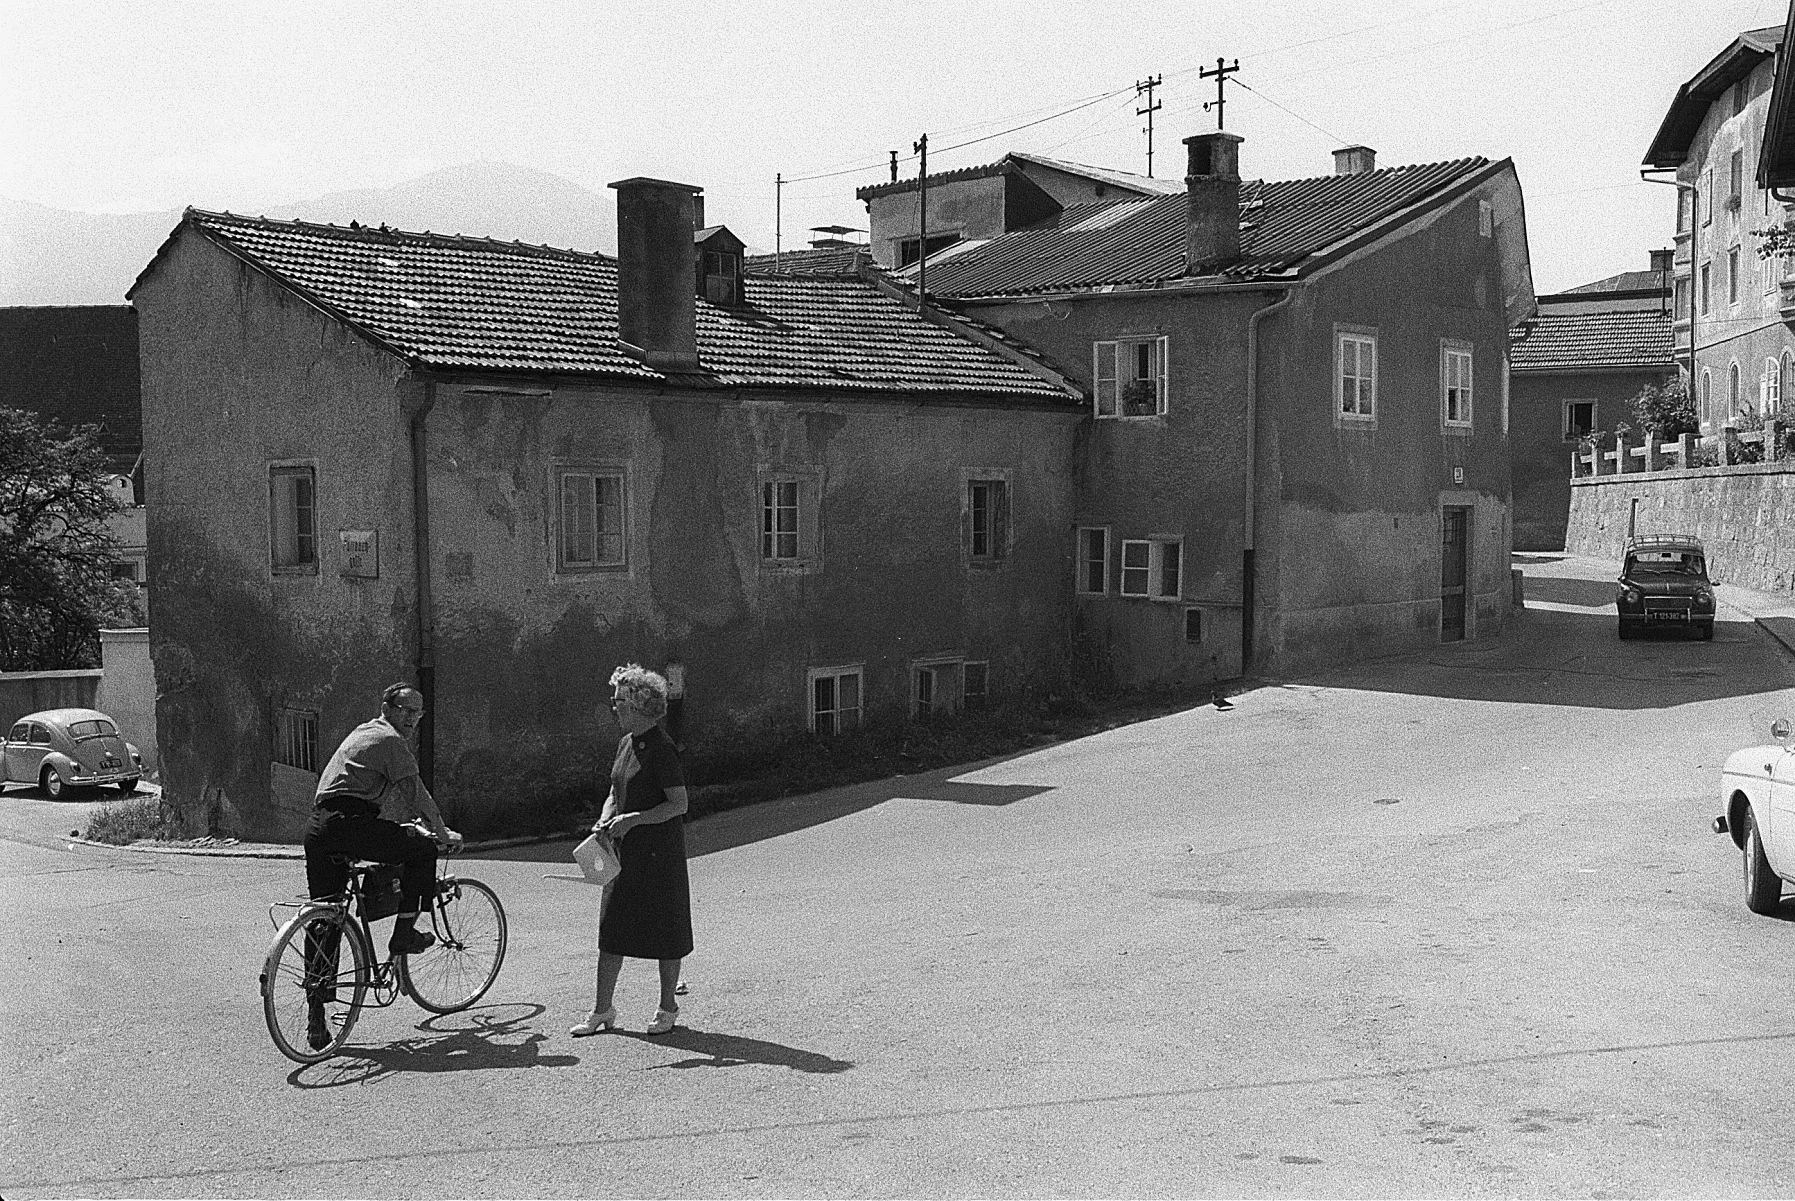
<box><xmin>66</xmin><ymin>828</ymin><xmax>586</xmax><ymax>860</ymax></box>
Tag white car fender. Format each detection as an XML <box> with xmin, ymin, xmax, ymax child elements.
<box><xmin>1723</xmin><ymin>744</ymin><xmax>1786</xmax><ymax>872</ymax></box>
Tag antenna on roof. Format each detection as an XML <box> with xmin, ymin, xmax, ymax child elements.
<box><xmin>1135</xmin><ymin>75</ymin><xmax>1163</xmax><ymax>177</ymax></box>
<box><xmin>1200</xmin><ymin>57</ymin><xmax>1241</xmax><ymax>130</ymax></box>
<box><xmin>914</xmin><ymin>133</ymin><xmax>929</xmax><ymax>300</ymax></box>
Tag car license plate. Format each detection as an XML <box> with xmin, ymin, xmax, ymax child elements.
<box><xmin>1648</xmin><ymin>610</ymin><xmax>1688</xmax><ymax>622</ymax></box>
<box><xmin>102</xmin><ymin>757</ymin><xmax>119</xmax><ymax>768</ymax></box>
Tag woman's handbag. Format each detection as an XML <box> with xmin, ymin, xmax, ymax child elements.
<box><xmin>571</xmin><ymin>832</ymin><xmax>621</xmax><ymax>886</ymax></box>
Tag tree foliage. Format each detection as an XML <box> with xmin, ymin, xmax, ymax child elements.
<box><xmin>0</xmin><ymin>407</ymin><xmax>144</xmax><ymax>670</ymax></box>
<box><xmin>1628</xmin><ymin>376</ymin><xmax>1700</xmax><ymax>439</ymax></box>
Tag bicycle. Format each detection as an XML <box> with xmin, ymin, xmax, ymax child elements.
<box><xmin>259</xmin><ymin>848</ymin><xmax>508</xmax><ymax>1064</ymax></box>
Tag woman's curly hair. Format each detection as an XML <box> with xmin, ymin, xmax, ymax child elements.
<box><xmin>609</xmin><ymin>663</ymin><xmax>669</xmax><ymax>719</ymax></box>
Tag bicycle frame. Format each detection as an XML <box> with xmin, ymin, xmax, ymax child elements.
<box><xmin>266</xmin><ymin>863</ymin><xmax>428</xmax><ymax>1010</ymax></box>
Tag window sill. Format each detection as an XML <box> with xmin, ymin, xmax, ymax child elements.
<box><xmin>555</xmin><ymin>563</ymin><xmax>630</xmax><ymax>576</ymax></box>
<box><xmin>1335</xmin><ymin>414</ymin><xmax>1378</xmax><ymax>430</ymax></box>
<box><xmin>271</xmin><ymin>565</ymin><xmax>319</xmax><ymax>578</ymax></box>
<box><xmin>1441</xmin><ymin>423</ymin><xmax>1474</xmax><ymax>437</ymax></box>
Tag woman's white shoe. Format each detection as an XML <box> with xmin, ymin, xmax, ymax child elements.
<box><xmin>646</xmin><ymin>1008</ymin><xmax>678</xmax><ymax>1035</ymax></box>
<box><xmin>570</xmin><ymin>1007</ymin><xmax>616</xmax><ymax>1037</ymax></box>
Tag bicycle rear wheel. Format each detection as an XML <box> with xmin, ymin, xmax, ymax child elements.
<box><xmin>399</xmin><ymin>876</ymin><xmax>507</xmax><ymax>1013</ymax></box>
<box><xmin>261</xmin><ymin>906</ymin><xmax>369</xmax><ymax>1063</ymax></box>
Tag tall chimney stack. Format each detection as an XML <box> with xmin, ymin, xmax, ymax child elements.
<box><xmin>1184</xmin><ymin>131</ymin><xmax>1243</xmax><ymax>275</ymax></box>
<box><xmin>1649</xmin><ymin>247</ymin><xmax>1674</xmax><ymax>272</ymax></box>
<box><xmin>1332</xmin><ymin>145</ymin><xmax>1376</xmax><ymax>176</ymax></box>
<box><xmin>609</xmin><ymin>176</ymin><xmax>702</xmax><ymax>371</ymax></box>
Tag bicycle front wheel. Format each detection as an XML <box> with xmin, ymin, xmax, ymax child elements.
<box><xmin>261</xmin><ymin>905</ymin><xmax>369</xmax><ymax>1064</ymax></box>
<box><xmin>399</xmin><ymin>876</ymin><xmax>507</xmax><ymax>1013</ymax></box>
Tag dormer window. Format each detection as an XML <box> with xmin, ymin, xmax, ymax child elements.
<box><xmin>703</xmin><ymin>249</ymin><xmax>738</xmax><ymax>305</ymax></box>
<box><xmin>694</xmin><ymin>225</ymin><xmax>746</xmax><ymax>307</ymax></box>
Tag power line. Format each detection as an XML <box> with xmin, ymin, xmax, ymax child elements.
<box><xmin>1231</xmin><ymin>78</ymin><xmax>1348</xmax><ymax>147</ymax></box>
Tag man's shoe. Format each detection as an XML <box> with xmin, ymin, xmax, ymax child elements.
<box><xmin>307</xmin><ymin>1001</ymin><xmax>332</xmax><ymax>1051</ymax></box>
<box><xmin>389</xmin><ymin>928</ymin><xmax>436</xmax><ymax>956</ymax></box>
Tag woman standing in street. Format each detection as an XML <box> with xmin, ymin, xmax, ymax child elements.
<box><xmin>572</xmin><ymin>664</ymin><xmax>692</xmax><ymax>1037</ymax></box>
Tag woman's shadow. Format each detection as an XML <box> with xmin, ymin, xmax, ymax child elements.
<box><xmin>290</xmin><ymin>1003</ymin><xmax>581</xmax><ymax>1087</ymax></box>
<box><xmin>609</xmin><ymin>1026</ymin><xmax>853</xmax><ymax>1074</ymax></box>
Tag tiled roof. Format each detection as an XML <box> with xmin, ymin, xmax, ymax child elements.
<box><xmin>902</xmin><ymin>158</ymin><xmax>1500</xmax><ymax>298</ymax></box>
<box><xmin>1507</xmin><ymin>308</ymin><xmax>1676</xmax><ymax>373</ymax></box>
<box><xmin>142</xmin><ymin>211</ymin><xmax>1075</xmax><ymax>402</ymax></box>
<box><xmin>1646</xmin><ymin>25</ymin><xmax>1783</xmax><ymax>168</ymax></box>
<box><xmin>0</xmin><ymin>305</ymin><xmax>141</xmax><ymax>460</ymax></box>
<box><xmin>745</xmin><ymin>245</ymin><xmax>869</xmax><ymax>275</ymax></box>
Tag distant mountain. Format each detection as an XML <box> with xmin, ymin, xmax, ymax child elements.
<box><xmin>0</xmin><ymin>162</ymin><xmax>616</xmax><ymax>307</ymax></box>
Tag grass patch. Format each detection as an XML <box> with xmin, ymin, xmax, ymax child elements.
<box><xmin>83</xmin><ymin>795</ymin><xmax>186</xmax><ymax>845</ymax></box>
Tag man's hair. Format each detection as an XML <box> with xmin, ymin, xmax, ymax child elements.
<box><xmin>381</xmin><ymin>682</ymin><xmax>420</xmax><ymax>707</ymax></box>
<box><xmin>609</xmin><ymin>664</ymin><xmax>669</xmax><ymax>720</ymax></box>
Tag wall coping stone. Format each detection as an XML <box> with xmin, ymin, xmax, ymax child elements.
<box><xmin>1570</xmin><ymin>461</ymin><xmax>1795</xmax><ymax>488</ymax></box>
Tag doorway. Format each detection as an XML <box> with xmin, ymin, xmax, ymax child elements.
<box><xmin>1441</xmin><ymin>506</ymin><xmax>1470</xmax><ymax>642</ymax></box>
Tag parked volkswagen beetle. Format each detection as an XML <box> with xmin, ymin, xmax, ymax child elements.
<box><xmin>1714</xmin><ymin>717</ymin><xmax>1795</xmax><ymax>913</ymax></box>
<box><xmin>0</xmin><ymin>709</ymin><xmax>144</xmax><ymax>798</ymax></box>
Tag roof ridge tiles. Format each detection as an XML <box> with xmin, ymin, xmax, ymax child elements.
<box><xmin>187</xmin><ymin>207</ymin><xmax>615</xmax><ymax>265</ymax></box>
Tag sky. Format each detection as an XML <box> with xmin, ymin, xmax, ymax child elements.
<box><xmin>1</xmin><ymin>0</ymin><xmax>1790</xmax><ymax>294</ymax></box>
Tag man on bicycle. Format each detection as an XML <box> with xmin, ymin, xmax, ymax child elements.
<box><xmin>304</xmin><ymin>683</ymin><xmax>462</xmax><ymax>960</ymax></box>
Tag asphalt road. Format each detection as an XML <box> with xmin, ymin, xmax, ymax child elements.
<box><xmin>6</xmin><ymin>554</ymin><xmax>1795</xmax><ymax>1198</ymax></box>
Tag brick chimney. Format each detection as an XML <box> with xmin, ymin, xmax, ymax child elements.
<box><xmin>1649</xmin><ymin>247</ymin><xmax>1674</xmax><ymax>272</ymax></box>
<box><xmin>1333</xmin><ymin>146</ymin><xmax>1376</xmax><ymax>176</ymax></box>
<box><xmin>609</xmin><ymin>176</ymin><xmax>702</xmax><ymax>371</ymax></box>
<box><xmin>1184</xmin><ymin>131</ymin><xmax>1243</xmax><ymax>275</ymax></box>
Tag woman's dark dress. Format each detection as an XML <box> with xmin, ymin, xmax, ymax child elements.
<box><xmin>597</xmin><ymin>725</ymin><xmax>693</xmax><ymax>960</ymax></box>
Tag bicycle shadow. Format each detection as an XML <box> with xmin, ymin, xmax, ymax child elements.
<box><xmin>602</xmin><ymin>1025</ymin><xmax>854</xmax><ymax>1074</ymax></box>
<box><xmin>289</xmin><ymin>1003</ymin><xmax>579</xmax><ymax>1087</ymax></box>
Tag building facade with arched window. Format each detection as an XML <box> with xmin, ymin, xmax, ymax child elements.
<box><xmin>1647</xmin><ymin>25</ymin><xmax>1795</xmax><ymax>435</ymax></box>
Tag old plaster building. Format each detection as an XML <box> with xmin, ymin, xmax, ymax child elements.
<box><xmin>130</xmin><ymin>182</ymin><xmax>1081</xmax><ymax>837</ymax></box>
<box><xmin>135</xmin><ymin>131</ymin><xmax>1534</xmax><ymax>839</ymax></box>
<box><xmin>1506</xmin><ymin>254</ymin><xmax>1677</xmax><ymax>549</ymax></box>
<box><xmin>1645</xmin><ymin>23</ymin><xmax>1795</xmax><ymax>430</ymax></box>
<box><xmin>861</xmin><ymin>134</ymin><xmax>1532</xmax><ymax>679</ymax></box>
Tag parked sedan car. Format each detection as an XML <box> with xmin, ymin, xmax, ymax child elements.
<box><xmin>1615</xmin><ymin>533</ymin><xmax>1715</xmax><ymax>640</ymax></box>
<box><xmin>1714</xmin><ymin>717</ymin><xmax>1795</xmax><ymax>914</ymax></box>
<box><xmin>1</xmin><ymin>708</ymin><xmax>144</xmax><ymax>798</ymax></box>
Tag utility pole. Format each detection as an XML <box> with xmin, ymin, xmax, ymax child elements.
<box><xmin>914</xmin><ymin>133</ymin><xmax>928</xmax><ymax>299</ymax></box>
<box><xmin>774</xmin><ymin>173</ymin><xmax>782</xmax><ymax>268</ymax></box>
<box><xmin>889</xmin><ymin>150</ymin><xmax>899</xmax><ymax>183</ymax></box>
<box><xmin>1135</xmin><ymin>75</ymin><xmax>1163</xmax><ymax>177</ymax></box>
<box><xmin>1200</xmin><ymin>57</ymin><xmax>1241</xmax><ymax>130</ymax></box>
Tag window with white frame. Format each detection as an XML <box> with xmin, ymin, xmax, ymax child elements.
<box><xmin>1783</xmin><ymin>352</ymin><xmax>1795</xmax><ymax>408</ymax></box>
<box><xmin>1093</xmin><ymin>336</ymin><xmax>1169</xmax><ymax>418</ymax></box>
<box><xmin>808</xmin><ymin>666</ymin><xmax>863</xmax><ymax>736</ymax></box>
<box><xmin>1701</xmin><ymin>263</ymin><xmax>1711</xmax><ymax>314</ymax></box>
<box><xmin>1563</xmin><ymin>399</ymin><xmax>1596</xmax><ymax>441</ymax></box>
<box><xmin>1336</xmin><ymin>328</ymin><xmax>1377</xmax><ymax>422</ymax></box>
<box><xmin>1701</xmin><ymin>369</ymin><xmax>1713</xmax><ymax>426</ymax></box>
<box><xmin>1076</xmin><ymin>526</ymin><xmax>1109</xmax><ymax>594</ymax></box>
<box><xmin>1703</xmin><ymin>169</ymin><xmax>1714</xmax><ymax>225</ymax></box>
<box><xmin>967</xmin><ymin>478</ymin><xmax>1009</xmax><ymax>561</ymax></box>
<box><xmin>1766</xmin><ymin>357</ymin><xmax>1782</xmax><ymax>414</ymax></box>
<box><xmin>1478</xmin><ymin>200</ymin><xmax>1493</xmax><ymax>237</ymax></box>
<box><xmin>757</xmin><ymin>467</ymin><xmax>822</xmax><ymax>570</ymax></box>
<box><xmin>1730</xmin><ymin>150</ymin><xmax>1744</xmax><ymax>207</ymax></box>
<box><xmin>1729</xmin><ymin>246</ymin><xmax>1742</xmax><ymax>304</ymax></box>
<box><xmin>1675</xmin><ymin>276</ymin><xmax>1690</xmax><ymax>321</ymax></box>
<box><xmin>557</xmin><ymin>467</ymin><xmax>627</xmax><ymax>571</ymax></box>
<box><xmin>276</xmin><ymin>707</ymin><xmax>320</xmax><ymax>773</ymax></box>
<box><xmin>1119</xmin><ymin>538</ymin><xmax>1182</xmax><ymax>600</ymax></box>
<box><xmin>1441</xmin><ymin>343</ymin><xmax>1473</xmax><ymax>429</ymax></box>
<box><xmin>1678</xmin><ymin>189</ymin><xmax>1693</xmax><ymax>233</ymax></box>
<box><xmin>962</xmin><ymin>660</ymin><xmax>988</xmax><ymax>710</ymax></box>
<box><xmin>269</xmin><ymin>465</ymin><xmax>317</xmax><ymax>574</ymax></box>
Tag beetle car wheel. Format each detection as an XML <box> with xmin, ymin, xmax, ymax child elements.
<box><xmin>41</xmin><ymin>768</ymin><xmax>64</xmax><ymax>800</ymax></box>
<box><xmin>1744</xmin><ymin>809</ymin><xmax>1783</xmax><ymax>915</ymax></box>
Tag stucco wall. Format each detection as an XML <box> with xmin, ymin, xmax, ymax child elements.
<box><xmin>967</xmin><ymin>290</ymin><xmax>1262</xmax><ymax>688</ymax></box>
<box><xmin>426</xmin><ymin>382</ymin><xmax>1081</xmax><ymax>827</ymax></box>
<box><xmin>1258</xmin><ymin>186</ymin><xmax>1515</xmax><ymax>675</ymax></box>
<box><xmin>94</xmin><ymin>628</ymin><xmax>157</xmax><ymax>774</ymax></box>
<box><xmin>1509</xmin><ymin>368</ymin><xmax>1668</xmax><ymax>550</ymax></box>
<box><xmin>867</xmin><ymin>176</ymin><xmax>1008</xmax><ymax>267</ymax></box>
<box><xmin>136</xmin><ymin>229</ymin><xmax>418</xmax><ymax>839</ymax></box>
<box><xmin>1566</xmin><ymin>463</ymin><xmax>1795</xmax><ymax>593</ymax></box>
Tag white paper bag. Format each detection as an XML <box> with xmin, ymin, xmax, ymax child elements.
<box><xmin>571</xmin><ymin>832</ymin><xmax>621</xmax><ymax>886</ymax></box>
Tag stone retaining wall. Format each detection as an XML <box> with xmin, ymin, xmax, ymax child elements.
<box><xmin>1566</xmin><ymin>463</ymin><xmax>1795</xmax><ymax>593</ymax></box>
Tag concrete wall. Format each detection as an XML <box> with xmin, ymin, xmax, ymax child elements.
<box><xmin>1510</xmin><ymin>368</ymin><xmax>1669</xmax><ymax>550</ymax></box>
<box><xmin>425</xmin><ymin>382</ymin><xmax>1081</xmax><ymax>828</ymax></box>
<box><xmin>1258</xmin><ymin>186</ymin><xmax>1515</xmax><ymax>675</ymax></box>
<box><xmin>94</xmin><ymin>628</ymin><xmax>157</xmax><ymax>774</ymax></box>
<box><xmin>135</xmin><ymin>228</ymin><xmax>417</xmax><ymax>840</ymax></box>
<box><xmin>0</xmin><ymin>670</ymin><xmax>100</xmax><ymax>732</ymax></box>
<box><xmin>1566</xmin><ymin>462</ymin><xmax>1795</xmax><ymax>593</ymax></box>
